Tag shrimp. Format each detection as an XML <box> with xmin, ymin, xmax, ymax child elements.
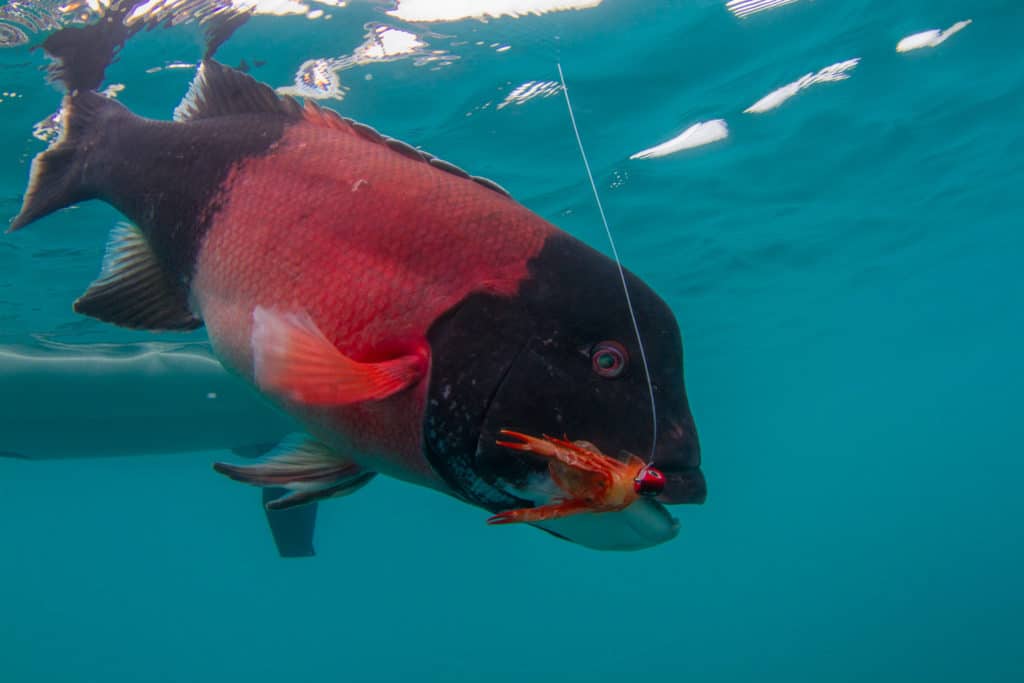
<box><xmin>487</xmin><ymin>430</ymin><xmax>666</xmax><ymax>525</ymax></box>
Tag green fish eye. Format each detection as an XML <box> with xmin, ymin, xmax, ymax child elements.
<box><xmin>591</xmin><ymin>341</ymin><xmax>628</xmax><ymax>378</ymax></box>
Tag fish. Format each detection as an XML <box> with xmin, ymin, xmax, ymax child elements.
<box><xmin>8</xmin><ymin>18</ymin><xmax>704</xmax><ymax>550</ymax></box>
<box><xmin>0</xmin><ymin>341</ymin><xmax>324</xmax><ymax>557</ymax></box>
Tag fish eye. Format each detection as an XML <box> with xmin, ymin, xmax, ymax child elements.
<box><xmin>591</xmin><ymin>341</ymin><xmax>628</xmax><ymax>378</ymax></box>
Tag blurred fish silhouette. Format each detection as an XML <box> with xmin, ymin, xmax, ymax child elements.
<box><xmin>0</xmin><ymin>342</ymin><xmax>327</xmax><ymax>557</ymax></box>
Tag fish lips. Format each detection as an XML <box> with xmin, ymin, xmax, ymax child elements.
<box><xmin>474</xmin><ymin>340</ymin><xmax>702</xmax><ymax>550</ymax></box>
<box><xmin>651</xmin><ymin>415</ymin><xmax>706</xmax><ymax>505</ymax></box>
<box><xmin>661</xmin><ymin>463</ymin><xmax>707</xmax><ymax>505</ymax></box>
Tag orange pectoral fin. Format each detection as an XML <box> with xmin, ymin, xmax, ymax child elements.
<box><xmin>252</xmin><ymin>306</ymin><xmax>426</xmax><ymax>406</ymax></box>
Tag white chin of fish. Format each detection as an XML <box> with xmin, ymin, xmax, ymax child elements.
<box><xmin>535</xmin><ymin>498</ymin><xmax>680</xmax><ymax>551</ymax></box>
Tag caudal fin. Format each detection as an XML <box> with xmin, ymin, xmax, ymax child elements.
<box><xmin>9</xmin><ymin>91</ymin><xmax>128</xmax><ymax>232</ymax></box>
<box><xmin>9</xmin><ymin>0</ymin><xmax>254</xmax><ymax>233</ymax></box>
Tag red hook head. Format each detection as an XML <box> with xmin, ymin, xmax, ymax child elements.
<box><xmin>633</xmin><ymin>465</ymin><xmax>666</xmax><ymax>497</ymax></box>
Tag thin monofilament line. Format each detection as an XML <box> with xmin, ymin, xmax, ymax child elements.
<box><xmin>556</xmin><ymin>62</ymin><xmax>658</xmax><ymax>465</ymax></box>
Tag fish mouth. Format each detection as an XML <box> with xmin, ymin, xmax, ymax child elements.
<box><xmin>473</xmin><ymin>344</ymin><xmax>682</xmax><ymax>550</ymax></box>
<box><xmin>474</xmin><ymin>431</ymin><xmax>682</xmax><ymax>551</ymax></box>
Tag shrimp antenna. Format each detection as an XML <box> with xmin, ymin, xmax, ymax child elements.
<box><xmin>556</xmin><ymin>62</ymin><xmax>658</xmax><ymax>465</ymax></box>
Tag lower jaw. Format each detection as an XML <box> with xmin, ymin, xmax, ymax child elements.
<box><xmin>532</xmin><ymin>498</ymin><xmax>681</xmax><ymax>551</ymax></box>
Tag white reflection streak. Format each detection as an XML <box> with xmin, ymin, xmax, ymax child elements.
<box><xmin>497</xmin><ymin>80</ymin><xmax>561</xmax><ymax>109</ymax></box>
<box><xmin>745</xmin><ymin>57</ymin><xmax>859</xmax><ymax>114</ymax></box>
<box><xmin>277</xmin><ymin>24</ymin><xmax>447</xmax><ymax>100</ymax></box>
<box><xmin>277</xmin><ymin>58</ymin><xmax>345</xmax><ymax>100</ymax></box>
<box><xmin>235</xmin><ymin>0</ymin><xmax>312</xmax><ymax>15</ymax></box>
<box><xmin>726</xmin><ymin>0</ymin><xmax>799</xmax><ymax>19</ymax></box>
<box><xmin>387</xmin><ymin>0</ymin><xmax>602</xmax><ymax>22</ymax></box>
<box><xmin>629</xmin><ymin>120</ymin><xmax>729</xmax><ymax>160</ymax></box>
<box><xmin>144</xmin><ymin>61</ymin><xmax>197</xmax><ymax>74</ymax></box>
<box><xmin>126</xmin><ymin>0</ymin><xmax>318</xmax><ymax>22</ymax></box>
<box><xmin>896</xmin><ymin>19</ymin><xmax>972</xmax><ymax>53</ymax></box>
<box><xmin>352</xmin><ymin>25</ymin><xmax>426</xmax><ymax>61</ymax></box>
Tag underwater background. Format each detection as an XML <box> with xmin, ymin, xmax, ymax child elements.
<box><xmin>1</xmin><ymin>0</ymin><xmax>1022</xmax><ymax>680</ymax></box>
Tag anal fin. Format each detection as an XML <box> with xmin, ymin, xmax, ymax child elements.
<box><xmin>74</xmin><ymin>222</ymin><xmax>201</xmax><ymax>331</ymax></box>
<box><xmin>214</xmin><ymin>436</ymin><xmax>376</xmax><ymax>511</ymax></box>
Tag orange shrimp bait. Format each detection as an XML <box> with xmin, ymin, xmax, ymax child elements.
<box><xmin>487</xmin><ymin>430</ymin><xmax>665</xmax><ymax>525</ymax></box>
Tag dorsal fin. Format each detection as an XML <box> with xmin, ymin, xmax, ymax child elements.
<box><xmin>74</xmin><ymin>222</ymin><xmax>202</xmax><ymax>331</ymax></box>
<box><xmin>174</xmin><ymin>60</ymin><xmax>303</xmax><ymax>122</ymax></box>
<box><xmin>295</xmin><ymin>80</ymin><xmax>511</xmax><ymax>198</ymax></box>
<box><xmin>177</xmin><ymin>60</ymin><xmax>511</xmax><ymax>198</ymax></box>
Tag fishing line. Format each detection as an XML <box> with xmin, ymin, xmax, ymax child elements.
<box><xmin>556</xmin><ymin>62</ymin><xmax>658</xmax><ymax>466</ymax></box>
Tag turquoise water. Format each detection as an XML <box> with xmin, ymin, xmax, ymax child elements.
<box><xmin>2</xmin><ymin>0</ymin><xmax>1023</xmax><ymax>680</ymax></box>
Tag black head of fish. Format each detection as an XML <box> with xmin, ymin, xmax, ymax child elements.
<box><xmin>424</xmin><ymin>233</ymin><xmax>704</xmax><ymax>547</ymax></box>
